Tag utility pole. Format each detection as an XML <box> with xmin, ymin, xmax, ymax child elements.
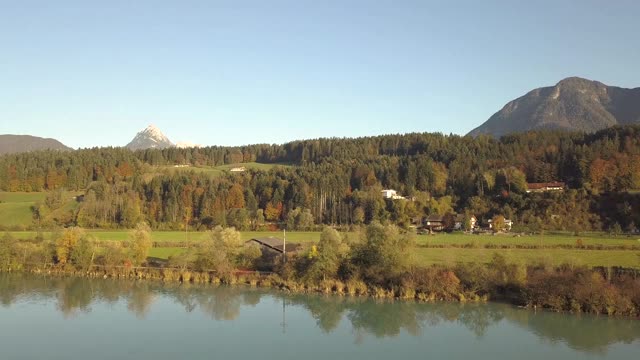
<box><xmin>282</xmin><ymin>227</ymin><xmax>287</xmax><ymax>263</ymax></box>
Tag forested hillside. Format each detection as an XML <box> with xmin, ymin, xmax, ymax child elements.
<box><xmin>1</xmin><ymin>126</ymin><xmax>639</xmax><ymax>231</ymax></box>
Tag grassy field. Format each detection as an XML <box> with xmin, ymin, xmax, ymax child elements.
<box><xmin>4</xmin><ymin>230</ymin><xmax>320</xmax><ymax>243</ymax></box>
<box><xmin>413</xmin><ymin>248</ymin><xmax>640</xmax><ymax>268</ymax></box>
<box><xmin>8</xmin><ymin>229</ymin><xmax>637</xmax><ymax>246</ymax></box>
<box><xmin>0</xmin><ymin>191</ymin><xmax>81</xmax><ymax>230</ymax></box>
<box><xmin>4</xmin><ymin>228</ymin><xmax>639</xmax><ymax>268</ymax></box>
<box><xmin>150</xmin><ymin>162</ymin><xmax>292</xmax><ymax>178</ymax></box>
<box><xmin>146</xmin><ymin>245</ymin><xmax>640</xmax><ymax>268</ymax></box>
<box><xmin>415</xmin><ymin>232</ymin><xmax>640</xmax><ymax>247</ymax></box>
<box><xmin>0</xmin><ymin>192</ymin><xmax>45</xmax><ymax>229</ymax></box>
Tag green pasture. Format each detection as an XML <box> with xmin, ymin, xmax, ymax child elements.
<box><xmin>4</xmin><ymin>227</ymin><xmax>639</xmax><ymax>268</ymax></box>
<box><xmin>5</xmin><ymin>229</ymin><xmax>639</xmax><ymax>247</ymax></box>
<box><xmin>0</xmin><ymin>192</ymin><xmax>44</xmax><ymax>229</ymax></box>
<box><xmin>151</xmin><ymin>162</ymin><xmax>291</xmax><ymax>178</ymax></box>
<box><xmin>4</xmin><ymin>230</ymin><xmax>320</xmax><ymax>244</ymax></box>
<box><xmin>0</xmin><ymin>192</ymin><xmax>46</xmax><ymax>203</ymax></box>
<box><xmin>0</xmin><ymin>202</ymin><xmax>35</xmax><ymax>228</ymax></box>
<box><xmin>146</xmin><ymin>245</ymin><xmax>640</xmax><ymax>268</ymax></box>
<box><xmin>413</xmin><ymin>248</ymin><xmax>640</xmax><ymax>269</ymax></box>
<box><xmin>0</xmin><ymin>191</ymin><xmax>81</xmax><ymax>229</ymax></box>
<box><xmin>415</xmin><ymin>232</ymin><xmax>640</xmax><ymax>247</ymax></box>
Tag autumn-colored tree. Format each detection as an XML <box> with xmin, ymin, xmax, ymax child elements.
<box><xmin>264</xmin><ymin>202</ymin><xmax>283</xmax><ymax>222</ymax></box>
<box><xmin>116</xmin><ymin>162</ymin><xmax>134</xmax><ymax>178</ymax></box>
<box><xmin>130</xmin><ymin>222</ymin><xmax>152</xmax><ymax>266</ymax></box>
<box><xmin>226</xmin><ymin>183</ymin><xmax>245</xmax><ymax>209</ymax></box>
<box><xmin>491</xmin><ymin>215</ymin><xmax>506</xmax><ymax>233</ymax></box>
<box><xmin>55</xmin><ymin>227</ymin><xmax>85</xmax><ymax>265</ymax></box>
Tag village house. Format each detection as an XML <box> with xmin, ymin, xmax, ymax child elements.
<box><xmin>526</xmin><ymin>182</ymin><xmax>565</xmax><ymax>193</ymax></box>
<box><xmin>487</xmin><ymin>218</ymin><xmax>513</xmax><ymax>231</ymax></box>
<box><xmin>381</xmin><ymin>189</ymin><xmax>405</xmax><ymax>200</ymax></box>
<box><xmin>454</xmin><ymin>214</ymin><xmax>477</xmax><ymax>231</ymax></box>
<box><xmin>424</xmin><ymin>214</ymin><xmax>446</xmax><ymax>232</ymax></box>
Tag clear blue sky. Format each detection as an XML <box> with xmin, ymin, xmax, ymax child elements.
<box><xmin>1</xmin><ymin>0</ymin><xmax>639</xmax><ymax>149</ymax></box>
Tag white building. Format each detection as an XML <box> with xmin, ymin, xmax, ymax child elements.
<box><xmin>488</xmin><ymin>218</ymin><xmax>513</xmax><ymax>231</ymax></box>
<box><xmin>381</xmin><ymin>189</ymin><xmax>405</xmax><ymax>200</ymax></box>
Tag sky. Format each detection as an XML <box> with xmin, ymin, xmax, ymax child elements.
<box><xmin>1</xmin><ymin>0</ymin><xmax>639</xmax><ymax>149</ymax></box>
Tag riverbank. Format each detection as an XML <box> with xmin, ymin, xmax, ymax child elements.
<box><xmin>4</xmin><ymin>259</ymin><xmax>639</xmax><ymax>319</ymax></box>
<box><xmin>2</xmin><ymin>224</ymin><xmax>639</xmax><ymax>318</ymax></box>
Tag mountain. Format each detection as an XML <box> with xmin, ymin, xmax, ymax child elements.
<box><xmin>468</xmin><ymin>77</ymin><xmax>640</xmax><ymax>137</ymax></box>
<box><xmin>126</xmin><ymin>125</ymin><xmax>174</xmax><ymax>150</ymax></box>
<box><xmin>0</xmin><ymin>134</ymin><xmax>72</xmax><ymax>155</ymax></box>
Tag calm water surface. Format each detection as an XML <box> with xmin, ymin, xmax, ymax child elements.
<box><xmin>0</xmin><ymin>273</ymin><xmax>639</xmax><ymax>360</ymax></box>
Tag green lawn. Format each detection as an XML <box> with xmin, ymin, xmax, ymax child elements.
<box><xmin>416</xmin><ymin>232</ymin><xmax>640</xmax><ymax>247</ymax></box>
<box><xmin>149</xmin><ymin>247</ymin><xmax>185</xmax><ymax>259</ymax></box>
<box><xmin>151</xmin><ymin>162</ymin><xmax>292</xmax><ymax>178</ymax></box>
<box><xmin>0</xmin><ymin>202</ymin><xmax>35</xmax><ymax>229</ymax></box>
<box><xmin>6</xmin><ymin>229</ymin><xmax>639</xmax><ymax>247</ymax></box>
<box><xmin>0</xmin><ymin>192</ymin><xmax>47</xmax><ymax>203</ymax></box>
<box><xmin>413</xmin><ymin>247</ymin><xmax>640</xmax><ymax>268</ymax></box>
<box><xmin>0</xmin><ymin>192</ymin><xmax>45</xmax><ymax>229</ymax></box>
<box><xmin>146</xmin><ymin>245</ymin><xmax>640</xmax><ymax>268</ymax></box>
<box><xmin>0</xmin><ymin>191</ymin><xmax>81</xmax><ymax>230</ymax></box>
<box><xmin>4</xmin><ymin>227</ymin><xmax>639</xmax><ymax>268</ymax></box>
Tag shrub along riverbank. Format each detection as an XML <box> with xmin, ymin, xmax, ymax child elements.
<box><xmin>1</xmin><ymin>223</ymin><xmax>639</xmax><ymax>317</ymax></box>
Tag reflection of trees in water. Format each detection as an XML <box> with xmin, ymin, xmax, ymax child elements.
<box><xmin>56</xmin><ymin>277</ymin><xmax>93</xmax><ymax>317</ymax></box>
<box><xmin>127</xmin><ymin>283</ymin><xmax>156</xmax><ymax>319</ymax></box>
<box><xmin>163</xmin><ymin>284</ymin><xmax>266</xmax><ymax>320</ymax></box>
<box><xmin>196</xmin><ymin>286</ymin><xmax>243</xmax><ymax>321</ymax></box>
<box><xmin>288</xmin><ymin>294</ymin><xmax>348</xmax><ymax>333</ymax></box>
<box><xmin>0</xmin><ymin>273</ymin><xmax>58</xmax><ymax>306</ymax></box>
<box><xmin>287</xmin><ymin>295</ymin><xmax>497</xmax><ymax>339</ymax></box>
<box><xmin>348</xmin><ymin>300</ymin><xmax>422</xmax><ymax>338</ymax></box>
<box><xmin>2</xmin><ymin>274</ymin><xmax>640</xmax><ymax>354</ymax></box>
<box><xmin>502</xmin><ymin>307</ymin><xmax>640</xmax><ymax>354</ymax></box>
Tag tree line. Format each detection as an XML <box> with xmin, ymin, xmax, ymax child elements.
<box><xmin>1</xmin><ymin>126</ymin><xmax>640</xmax><ymax>231</ymax></box>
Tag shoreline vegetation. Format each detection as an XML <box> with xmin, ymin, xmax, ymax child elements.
<box><xmin>1</xmin><ymin>223</ymin><xmax>639</xmax><ymax>318</ymax></box>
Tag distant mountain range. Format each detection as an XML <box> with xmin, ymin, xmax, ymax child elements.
<box><xmin>2</xmin><ymin>77</ymin><xmax>640</xmax><ymax>153</ymax></box>
<box><xmin>0</xmin><ymin>135</ymin><xmax>72</xmax><ymax>155</ymax></box>
<box><xmin>468</xmin><ymin>77</ymin><xmax>640</xmax><ymax>137</ymax></box>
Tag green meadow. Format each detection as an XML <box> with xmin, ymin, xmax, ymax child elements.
<box><xmin>0</xmin><ymin>191</ymin><xmax>81</xmax><ymax>230</ymax></box>
<box><xmin>150</xmin><ymin>162</ymin><xmax>292</xmax><ymax>178</ymax></box>
<box><xmin>8</xmin><ymin>229</ymin><xmax>635</xmax><ymax>268</ymax></box>
<box><xmin>0</xmin><ymin>192</ymin><xmax>45</xmax><ymax>229</ymax></box>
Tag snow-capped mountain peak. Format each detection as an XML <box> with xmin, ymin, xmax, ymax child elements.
<box><xmin>126</xmin><ymin>124</ymin><xmax>175</xmax><ymax>150</ymax></box>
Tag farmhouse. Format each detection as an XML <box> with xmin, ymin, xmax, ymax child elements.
<box><xmin>454</xmin><ymin>214</ymin><xmax>477</xmax><ymax>231</ymax></box>
<box><xmin>424</xmin><ymin>214</ymin><xmax>445</xmax><ymax>232</ymax></box>
<box><xmin>526</xmin><ymin>182</ymin><xmax>565</xmax><ymax>193</ymax></box>
<box><xmin>487</xmin><ymin>218</ymin><xmax>513</xmax><ymax>231</ymax></box>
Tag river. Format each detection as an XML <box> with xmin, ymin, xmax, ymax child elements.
<box><xmin>0</xmin><ymin>273</ymin><xmax>638</xmax><ymax>359</ymax></box>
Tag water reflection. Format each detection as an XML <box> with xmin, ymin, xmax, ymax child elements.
<box><xmin>1</xmin><ymin>273</ymin><xmax>639</xmax><ymax>354</ymax></box>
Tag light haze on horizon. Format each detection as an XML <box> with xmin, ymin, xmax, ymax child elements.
<box><xmin>1</xmin><ymin>0</ymin><xmax>639</xmax><ymax>149</ymax></box>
